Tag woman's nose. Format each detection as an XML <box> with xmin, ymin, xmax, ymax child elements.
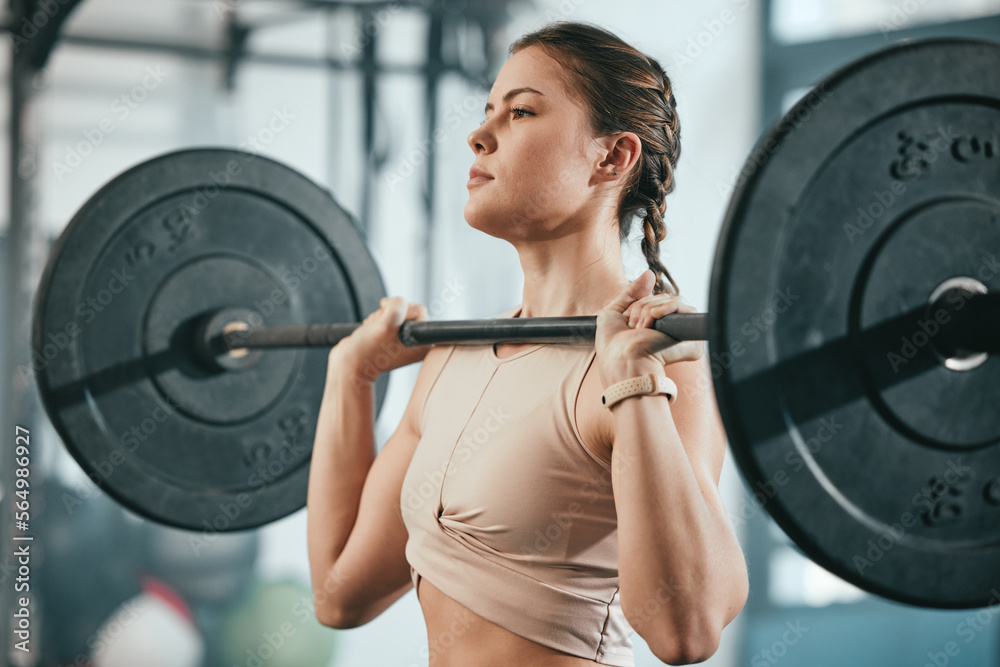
<box><xmin>467</xmin><ymin>121</ymin><xmax>494</xmax><ymax>153</ymax></box>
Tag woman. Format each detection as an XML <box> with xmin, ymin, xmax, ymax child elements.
<box><xmin>307</xmin><ymin>22</ymin><xmax>748</xmax><ymax>666</ymax></box>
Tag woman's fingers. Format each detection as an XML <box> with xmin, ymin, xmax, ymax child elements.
<box><xmin>407</xmin><ymin>303</ymin><xmax>429</xmax><ymax>321</ymax></box>
<box><xmin>626</xmin><ymin>295</ymin><xmax>660</xmax><ymax>327</ymax></box>
<box><xmin>622</xmin><ymin>288</ymin><xmax>694</xmax><ymax>321</ymax></box>
<box><xmin>656</xmin><ymin>340</ymin><xmax>705</xmax><ymax>366</ymax></box>
<box><xmin>628</xmin><ymin>296</ymin><xmax>693</xmax><ymax>328</ymax></box>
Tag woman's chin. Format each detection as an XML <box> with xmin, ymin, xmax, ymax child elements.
<box><xmin>465</xmin><ymin>217</ymin><xmax>503</xmax><ymax>239</ymax></box>
<box><xmin>464</xmin><ymin>205</ymin><xmax>502</xmax><ymax>237</ymax></box>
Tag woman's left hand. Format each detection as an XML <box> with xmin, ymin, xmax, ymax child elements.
<box><xmin>595</xmin><ymin>270</ymin><xmax>705</xmax><ymax>387</ymax></box>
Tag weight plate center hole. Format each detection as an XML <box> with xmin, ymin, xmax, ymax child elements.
<box><xmin>925</xmin><ymin>276</ymin><xmax>989</xmax><ymax>372</ymax></box>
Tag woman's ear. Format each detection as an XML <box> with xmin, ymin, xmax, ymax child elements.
<box><xmin>599</xmin><ymin>132</ymin><xmax>642</xmax><ymax>179</ymax></box>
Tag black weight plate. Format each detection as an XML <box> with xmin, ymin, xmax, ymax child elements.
<box><xmin>710</xmin><ymin>39</ymin><xmax>1000</xmax><ymax>608</ymax></box>
<box><xmin>33</xmin><ymin>149</ymin><xmax>388</xmax><ymax>531</ymax></box>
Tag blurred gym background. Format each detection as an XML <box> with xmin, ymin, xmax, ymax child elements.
<box><xmin>1</xmin><ymin>0</ymin><xmax>999</xmax><ymax>665</ymax></box>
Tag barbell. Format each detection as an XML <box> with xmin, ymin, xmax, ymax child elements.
<box><xmin>32</xmin><ymin>38</ymin><xmax>999</xmax><ymax>609</ymax></box>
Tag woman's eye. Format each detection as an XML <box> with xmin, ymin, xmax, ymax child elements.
<box><xmin>479</xmin><ymin>108</ymin><xmax>532</xmax><ymax>126</ymax></box>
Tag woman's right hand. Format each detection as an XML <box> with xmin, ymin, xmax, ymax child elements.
<box><xmin>329</xmin><ymin>296</ymin><xmax>433</xmax><ymax>384</ymax></box>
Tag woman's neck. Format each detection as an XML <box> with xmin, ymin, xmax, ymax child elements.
<box><xmin>513</xmin><ymin>225</ymin><xmax>630</xmax><ymax>318</ymax></box>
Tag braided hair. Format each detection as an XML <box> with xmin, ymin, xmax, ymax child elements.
<box><xmin>510</xmin><ymin>22</ymin><xmax>681</xmax><ymax>296</ymax></box>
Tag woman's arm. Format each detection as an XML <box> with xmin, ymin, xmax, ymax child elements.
<box><xmin>306</xmin><ymin>297</ymin><xmax>432</xmax><ymax>626</ymax></box>
<box><xmin>594</xmin><ymin>272</ymin><xmax>748</xmax><ymax>665</ymax></box>
<box><xmin>307</xmin><ymin>350</ymin><xmax>378</xmax><ymax>625</ymax></box>
<box><xmin>609</xmin><ymin>355</ymin><xmax>747</xmax><ymax>665</ymax></box>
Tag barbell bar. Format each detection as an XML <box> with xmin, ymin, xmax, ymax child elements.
<box><xmin>201</xmin><ymin>293</ymin><xmax>997</xmax><ymax>360</ymax></box>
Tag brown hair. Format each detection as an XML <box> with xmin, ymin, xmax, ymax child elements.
<box><xmin>510</xmin><ymin>22</ymin><xmax>681</xmax><ymax>296</ymax></box>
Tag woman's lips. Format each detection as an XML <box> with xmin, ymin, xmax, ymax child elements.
<box><xmin>468</xmin><ymin>167</ymin><xmax>494</xmax><ymax>187</ymax></box>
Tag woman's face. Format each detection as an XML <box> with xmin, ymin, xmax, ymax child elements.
<box><xmin>464</xmin><ymin>45</ymin><xmax>607</xmax><ymax>241</ymax></box>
